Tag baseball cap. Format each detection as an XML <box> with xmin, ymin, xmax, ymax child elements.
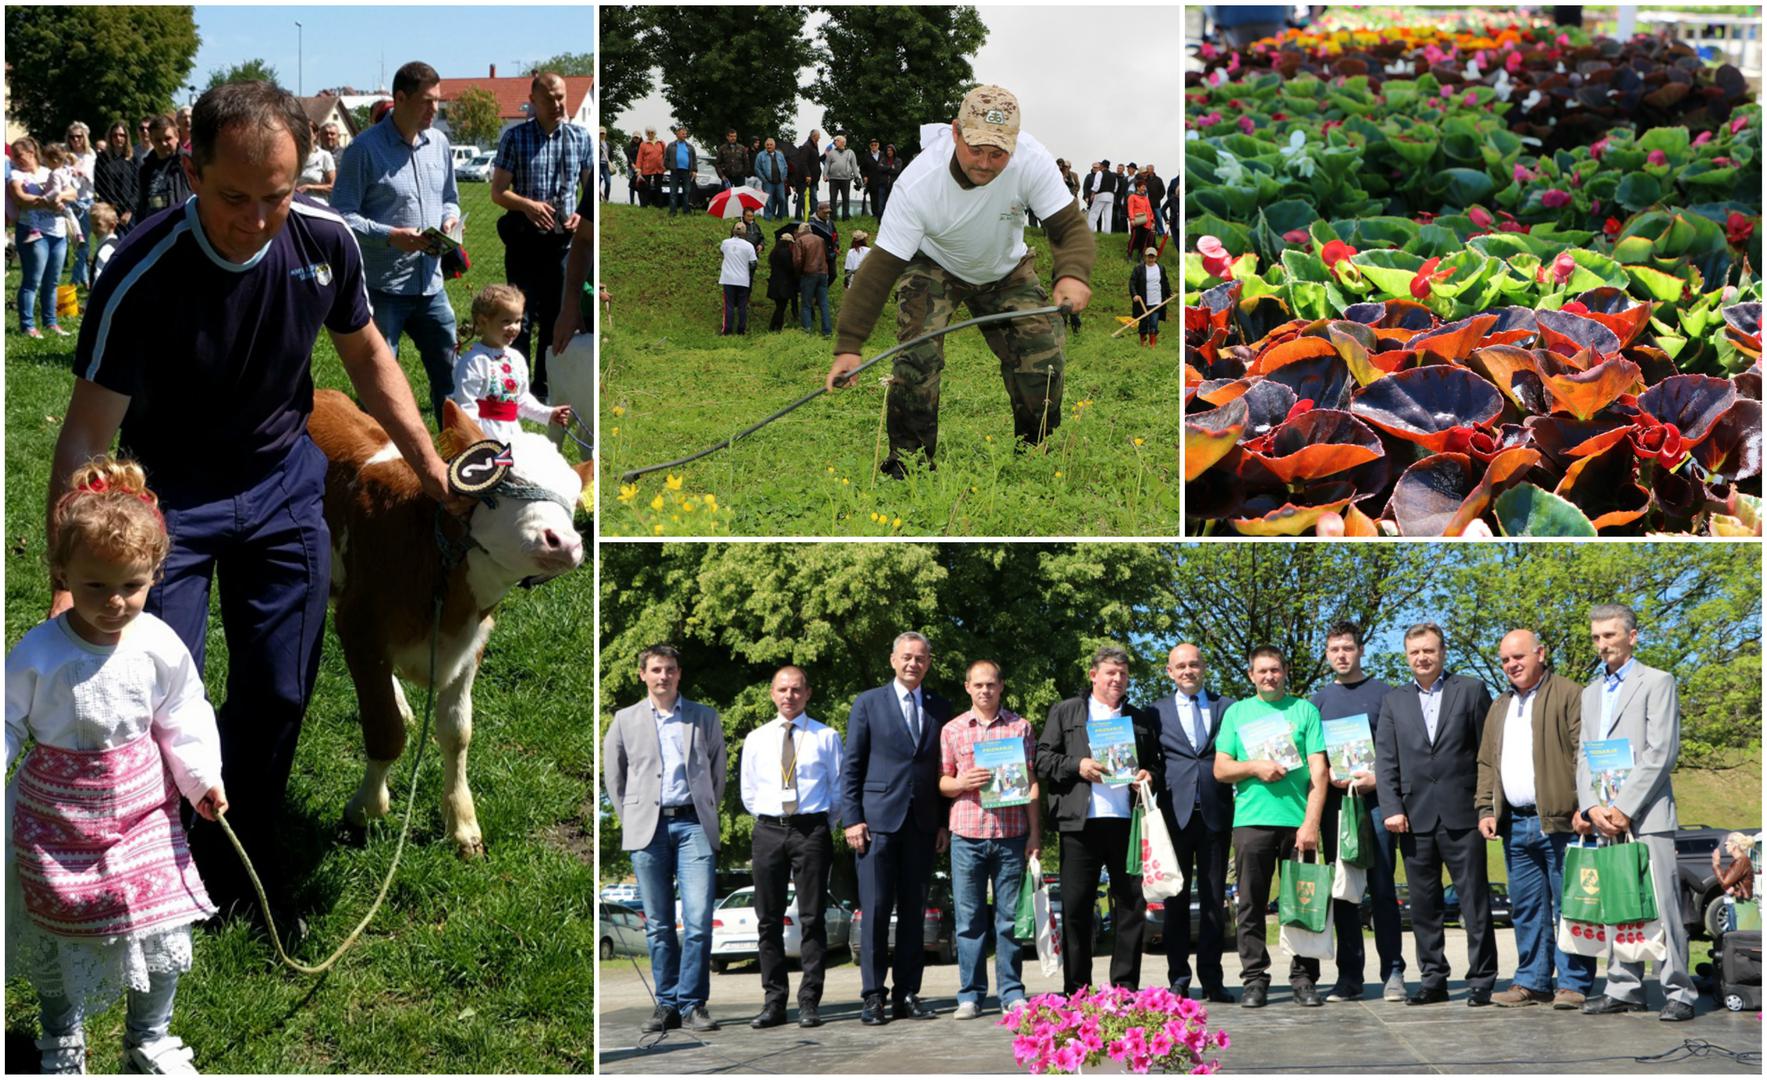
<box><xmin>1145</xmin><ymin>247</ymin><xmax>1158</xmax><ymax>256</ymax></box>
<box><xmin>957</xmin><ymin>84</ymin><xmax>1020</xmax><ymax>154</ymax></box>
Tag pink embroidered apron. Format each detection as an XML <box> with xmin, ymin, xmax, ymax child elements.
<box><xmin>12</xmin><ymin>734</ymin><xmax>215</xmax><ymax>938</ymax></box>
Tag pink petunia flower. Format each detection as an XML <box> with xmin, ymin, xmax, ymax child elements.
<box><xmin>1731</xmin><ymin>113</ymin><xmax>1750</xmax><ymax>135</ymax></box>
<box><xmin>1468</xmin><ymin>206</ymin><xmax>1494</xmax><ymax>229</ymax></box>
<box><xmin>1541</xmin><ymin>188</ymin><xmax>1571</xmax><ymax>209</ymax></box>
<box><xmin>1506</xmin><ymin>50</ymin><xmax>1523</xmax><ymax>74</ymax></box>
<box><xmin>1589</xmin><ymin>136</ymin><xmax>1609</xmax><ymax>160</ymax></box>
<box><xmin>1513</xmin><ymin>163</ymin><xmax>1535</xmax><ymax>183</ymax></box>
<box><xmin>1238</xmin><ymin>115</ymin><xmax>1255</xmax><ymax>135</ymax></box>
<box><xmin>1463</xmin><ymin>91</ymin><xmax>1478</xmax><ymax>107</ymax></box>
<box><xmin>1551</xmin><ymin>251</ymin><xmax>1576</xmax><ymax>286</ymax></box>
<box><xmin>1693</xmin><ymin>130</ymin><xmax>1714</xmax><ymax>147</ymax></box>
<box><xmin>1647</xmin><ymin>149</ymin><xmax>1667</xmax><ymax>166</ymax></box>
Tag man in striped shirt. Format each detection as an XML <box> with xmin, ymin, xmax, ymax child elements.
<box><xmin>939</xmin><ymin>659</ymin><xmax>1042</xmax><ymax>1019</ymax></box>
<box><xmin>332</xmin><ymin>60</ymin><xmax>463</xmax><ymax>423</ymax></box>
<box><xmin>51</xmin><ymin>81</ymin><xmax>452</xmax><ymax>928</ymax></box>
<box><xmin>490</xmin><ymin>71</ymin><xmax>592</xmax><ymax>398</ymax></box>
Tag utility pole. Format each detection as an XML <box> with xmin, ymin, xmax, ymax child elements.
<box><xmin>295</xmin><ymin>21</ymin><xmax>304</xmax><ymax>96</ymax></box>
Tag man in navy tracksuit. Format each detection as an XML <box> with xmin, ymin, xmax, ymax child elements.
<box><xmin>52</xmin><ymin>81</ymin><xmax>453</xmax><ymax>927</ymax></box>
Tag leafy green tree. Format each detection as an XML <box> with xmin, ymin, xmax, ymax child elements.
<box><xmin>597</xmin><ymin>5</ymin><xmax>655</xmax><ymax>123</ymax></box>
<box><xmin>806</xmin><ymin>5</ymin><xmax>988</xmax><ymax>157</ymax></box>
<box><xmin>645</xmin><ymin>6</ymin><xmax>814</xmax><ymax>148</ymax></box>
<box><xmin>349</xmin><ymin>102</ymin><xmax>379</xmax><ymax>134</ymax></box>
<box><xmin>205</xmin><ymin>57</ymin><xmax>279</xmax><ymax>91</ymax></box>
<box><xmin>530</xmin><ymin>52</ymin><xmax>594</xmax><ymax>78</ymax></box>
<box><xmin>5</xmin><ymin>5</ymin><xmax>200</xmax><ymax>141</ymax></box>
<box><xmin>446</xmin><ymin>86</ymin><xmax>504</xmax><ymax>150</ymax></box>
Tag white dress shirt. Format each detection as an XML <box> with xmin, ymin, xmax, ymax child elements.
<box><xmin>894</xmin><ymin>678</ymin><xmax>925</xmax><ymax>743</ymax></box>
<box><xmin>1086</xmin><ymin>695</ymin><xmax>1133</xmax><ymax>820</ymax></box>
<box><xmin>1416</xmin><ymin>676</ymin><xmax>1446</xmax><ymax>744</ymax></box>
<box><xmin>1499</xmin><ymin>681</ymin><xmax>1540</xmax><ymax>809</ymax></box>
<box><xmin>740</xmin><ymin>712</ymin><xmax>843</xmax><ymax>821</ymax></box>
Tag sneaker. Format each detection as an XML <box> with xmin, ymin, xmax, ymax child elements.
<box><xmin>954</xmin><ymin>1001</ymin><xmax>980</xmax><ymax>1020</ymax></box>
<box><xmin>1382</xmin><ymin>972</ymin><xmax>1407</xmax><ymax>1002</ymax></box>
<box><xmin>1002</xmin><ymin>997</ymin><xmax>1029</xmax><ymax>1016</ymax></box>
<box><xmin>1491</xmin><ymin>985</ymin><xmax>1552</xmax><ymax>1007</ymax></box>
<box><xmin>25</xmin><ymin>328</ymin><xmax>43</xmax><ymax>339</ymax></box>
<box><xmin>683</xmin><ymin>1005</ymin><xmax>720</xmax><ymax>1032</ymax></box>
<box><xmin>36</xmin><ymin>1033</ymin><xmax>86</xmax><ymax>1074</ymax></box>
<box><xmin>1322</xmin><ymin>984</ymin><xmax>1365</xmax><ymax>1002</ymax></box>
<box><xmin>641</xmin><ymin>1004</ymin><xmax>681</xmax><ymax>1033</ymax></box>
<box><xmin>49</xmin><ymin>325</ymin><xmax>70</xmax><ymax>337</ymax></box>
<box><xmin>121</xmin><ymin>1036</ymin><xmax>198</xmax><ymax>1074</ymax></box>
<box><xmin>1551</xmin><ymin>989</ymin><xmax>1587</xmax><ymax>1011</ymax></box>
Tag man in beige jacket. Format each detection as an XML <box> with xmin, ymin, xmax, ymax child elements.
<box><xmin>1475</xmin><ymin>629</ymin><xmax>1596</xmax><ymax>1010</ymax></box>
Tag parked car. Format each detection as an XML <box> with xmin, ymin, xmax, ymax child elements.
<box><xmin>707</xmin><ymin>886</ymin><xmax>852</xmax><ymax>973</ymax></box>
<box><xmin>599</xmin><ymin>902</ymin><xmax>648</xmax><ymax>960</ymax></box>
<box><xmin>450</xmin><ymin>144</ymin><xmax>482</xmax><ymax>169</ymax></box>
<box><xmin>1045</xmin><ymin>884</ymin><xmax>1112</xmax><ymax>950</ymax></box>
<box><xmin>851</xmin><ymin>877</ymin><xmax>958</xmax><ymax>964</ymax></box>
<box><xmin>1443</xmin><ymin>883</ymin><xmax>1512</xmax><ymax>927</ymax></box>
<box><xmin>655</xmin><ymin>161</ymin><xmax>724</xmax><ymax>211</ymax></box>
<box><xmin>1144</xmin><ymin>895</ymin><xmax>1236</xmax><ymax>952</ymax></box>
<box><xmin>1675</xmin><ymin>826</ymin><xmax>1759</xmax><ymax>940</ymax></box>
<box><xmin>457</xmin><ymin>151</ymin><xmax>496</xmax><ymax>182</ymax></box>
<box><xmin>600</xmin><ymin>882</ymin><xmax>642</xmax><ymax>907</ymax></box>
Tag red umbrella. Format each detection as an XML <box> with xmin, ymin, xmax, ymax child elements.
<box><xmin>706</xmin><ymin>186</ymin><xmax>766</xmax><ymax>220</ymax></box>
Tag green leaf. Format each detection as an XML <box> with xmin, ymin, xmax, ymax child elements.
<box><xmin>1347</xmin><ymin>249</ymin><xmax>1426</xmax><ymax>297</ymax></box>
<box><xmin>1282</xmin><ymin>247</ymin><xmax>1332</xmax><ymax>284</ymax></box>
<box><xmin>1626</xmin><ymin>263</ymin><xmax>1686</xmax><ymax>302</ymax></box>
<box><xmin>1615</xmin><ymin>172</ymin><xmax>1662</xmax><ymax>212</ymax></box>
<box><xmin>1494</xmin><ymin>485</ymin><xmax>1598</xmax><ymax>537</ymax></box>
<box><xmin>1261</xmin><ymin>198</ymin><xmax>1320</xmax><ymax>236</ymax></box>
<box><xmin>1612</xmin><ymin>235</ymin><xmax>1657</xmax><ymax>264</ymax></box>
<box><xmin>1388</xmin><ymin>132</ymin><xmax>1440</xmax><ymax>167</ymax></box>
<box><xmin>1638</xmin><ymin>126</ymin><xmax>1691</xmax><ymax>160</ymax></box>
<box><xmin>1437</xmin><ymin>167</ymin><xmax>1498</xmax><ymax>207</ymax></box>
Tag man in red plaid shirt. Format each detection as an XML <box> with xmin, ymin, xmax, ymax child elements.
<box><xmin>939</xmin><ymin>659</ymin><xmax>1043</xmax><ymax>1020</ymax></box>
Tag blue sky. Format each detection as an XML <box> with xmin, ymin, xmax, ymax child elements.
<box><xmin>188</xmin><ymin>4</ymin><xmax>592</xmax><ymax>99</ymax></box>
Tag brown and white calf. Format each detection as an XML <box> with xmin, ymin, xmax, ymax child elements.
<box><xmin>307</xmin><ymin>389</ymin><xmax>589</xmax><ymax>857</ymax></box>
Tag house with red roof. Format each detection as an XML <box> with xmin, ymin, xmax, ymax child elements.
<box><xmin>435</xmin><ymin>65</ymin><xmax>593</xmax><ymax>145</ymax></box>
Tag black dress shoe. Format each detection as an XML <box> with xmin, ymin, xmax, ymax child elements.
<box><xmin>1204</xmin><ymin>986</ymin><xmax>1235</xmax><ymax>1004</ymax></box>
<box><xmin>893</xmin><ymin>993</ymin><xmax>936</xmax><ymax>1020</ymax></box>
<box><xmin>1241</xmin><ymin>983</ymin><xmax>1268</xmax><ymax>1008</ymax></box>
<box><xmin>1293</xmin><ymin>983</ymin><xmax>1323</xmax><ymax>1007</ymax></box>
<box><xmin>798</xmin><ymin>1003</ymin><xmax>823</xmax><ymax>1028</ymax></box>
<box><xmin>641</xmin><ymin>1004</ymin><xmax>681</xmax><ymax>1033</ymax></box>
<box><xmin>1406</xmin><ymin>987</ymin><xmax>1450</xmax><ymax>1006</ymax></box>
<box><xmin>1658</xmin><ymin>1000</ymin><xmax>1695</xmax><ymax>1022</ymax></box>
<box><xmin>1582</xmin><ymin>994</ymin><xmax>1648</xmax><ymax>1015</ymax></box>
<box><xmin>750</xmin><ymin>1007</ymin><xmax>787</xmax><ymax>1029</ymax></box>
<box><xmin>1467</xmin><ymin>989</ymin><xmax>1493</xmax><ymax>1007</ymax></box>
<box><xmin>861</xmin><ymin>995</ymin><xmax>890</xmax><ymax>1025</ymax></box>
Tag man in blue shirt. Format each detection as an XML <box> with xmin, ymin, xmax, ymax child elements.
<box><xmin>664</xmin><ymin>126</ymin><xmax>698</xmax><ymax>217</ymax></box>
<box><xmin>491</xmin><ymin>71</ymin><xmax>591</xmax><ymax>398</ymax></box>
<box><xmin>332</xmin><ymin>60</ymin><xmax>462</xmax><ymax>423</ymax></box>
<box><xmin>53</xmin><ymin>81</ymin><xmax>453</xmax><ymax>926</ymax></box>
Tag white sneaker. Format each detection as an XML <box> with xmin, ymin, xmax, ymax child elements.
<box><xmin>36</xmin><ymin>1033</ymin><xmax>86</xmax><ymax>1074</ymax></box>
<box><xmin>954</xmin><ymin>1001</ymin><xmax>981</xmax><ymax>1020</ymax></box>
<box><xmin>1383</xmin><ymin>973</ymin><xmax>1407</xmax><ymax>1002</ymax></box>
<box><xmin>122</xmin><ymin>1036</ymin><xmax>198</xmax><ymax>1074</ymax></box>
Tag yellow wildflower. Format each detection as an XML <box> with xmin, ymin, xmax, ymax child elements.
<box><xmin>665</xmin><ymin>474</ymin><xmax>684</xmax><ymax>491</ymax></box>
<box><xmin>649</xmin><ymin>494</ymin><xmax>665</xmax><ymax>511</ymax></box>
<box><xmin>1133</xmin><ymin>437</ymin><xmax>1145</xmax><ymax>446</ymax></box>
<box><xmin>1055</xmin><ymin>470</ymin><xmax>1064</xmax><ymax>478</ymax></box>
<box><xmin>683</xmin><ymin>498</ymin><xmax>699</xmax><ymax>513</ymax></box>
<box><xmin>612</xmin><ymin>405</ymin><xmax>626</xmax><ymax>417</ymax></box>
<box><xmin>611</xmin><ymin>426</ymin><xmax>620</xmax><ymax>436</ymax></box>
<box><xmin>891</xmin><ymin>516</ymin><xmax>902</xmax><ymax>529</ymax></box>
<box><xmin>619</xmin><ymin>484</ymin><xmax>639</xmax><ymax>503</ymax></box>
<box><xmin>704</xmin><ymin>494</ymin><xmax>719</xmax><ymax>512</ymax></box>
<box><xmin>841</xmin><ymin>477</ymin><xmax>850</xmax><ymax>486</ymax></box>
<box><xmin>652</xmin><ymin>524</ymin><xmax>665</xmax><ymax>535</ymax></box>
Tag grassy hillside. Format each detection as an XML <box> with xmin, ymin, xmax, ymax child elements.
<box><xmin>598</xmin><ymin>202</ymin><xmax>1180</xmax><ymax>536</ymax></box>
<box><xmin>4</xmin><ymin>184</ymin><xmax>592</xmax><ymax>1072</ymax></box>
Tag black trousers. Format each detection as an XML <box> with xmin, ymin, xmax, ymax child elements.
<box><xmin>1232</xmin><ymin>825</ymin><xmax>1319</xmax><ymax>989</ymax></box>
<box><xmin>753</xmin><ymin>815</ymin><xmax>834</xmax><ymax>1009</ymax></box>
<box><xmin>856</xmin><ymin>825</ymin><xmax>935</xmax><ymax>1000</ymax></box>
<box><xmin>497</xmin><ymin>215</ymin><xmax>571</xmax><ymax>395</ymax></box>
<box><xmin>768</xmin><ymin>291</ymin><xmax>799</xmax><ymax>331</ymax></box>
<box><xmin>1162</xmin><ymin>806</ymin><xmax>1230</xmax><ymax>990</ymax></box>
<box><xmin>1402</xmin><ymin>824</ymin><xmax>1498</xmax><ymax>992</ymax></box>
<box><xmin>828</xmin><ymin>178</ymin><xmax>851</xmax><ymax>220</ymax></box>
<box><xmin>1059</xmin><ymin>819</ymin><xmax>1144</xmax><ymax>994</ymax></box>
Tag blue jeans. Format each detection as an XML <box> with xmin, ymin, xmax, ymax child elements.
<box><xmin>39</xmin><ymin>969</ymin><xmax>178</xmax><ymax>1045</ymax></box>
<box><xmin>1366</xmin><ymin>805</ymin><xmax>1407</xmax><ymax>979</ymax></box>
<box><xmin>16</xmin><ymin>230</ymin><xmax>68</xmax><ymax>331</ymax></box>
<box><xmin>70</xmin><ymin>201</ymin><xmax>94</xmax><ymax>287</ymax></box>
<box><xmin>761</xmin><ymin>181</ymin><xmax>787</xmax><ymax>220</ymax></box>
<box><xmin>668</xmin><ymin>168</ymin><xmax>691</xmax><ymax>214</ymax></box>
<box><xmin>951</xmin><ymin>834</ymin><xmax>1029</xmax><ymax>1006</ymax></box>
<box><xmin>799</xmin><ymin>273</ymin><xmax>830</xmax><ymax>334</ymax></box>
<box><xmin>1504</xmin><ymin>814</ymin><xmax>1596</xmax><ymax>995</ymax></box>
<box><xmin>632</xmin><ymin>815</ymin><xmax>717</xmax><ymax>1011</ymax></box>
<box><xmin>370</xmin><ymin>288</ymin><xmax>459</xmax><ymax>422</ymax></box>
<box><xmin>600</xmin><ymin>163</ymin><xmax>611</xmax><ymax>201</ymax></box>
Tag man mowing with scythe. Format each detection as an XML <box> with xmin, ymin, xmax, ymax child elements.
<box><xmin>823</xmin><ymin>85</ymin><xmax>1096</xmax><ymax>478</ymax></box>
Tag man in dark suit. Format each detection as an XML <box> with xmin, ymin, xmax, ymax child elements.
<box><xmin>1035</xmin><ymin>646</ymin><xmax>1162</xmax><ymax>995</ymax></box>
<box><xmin>1375</xmin><ymin>622</ymin><xmax>1498</xmax><ymax>1007</ymax></box>
<box><xmin>1154</xmin><ymin>643</ymin><xmax>1235</xmax><ymax>1002</ymax></box>
<box><xmin>840</xmin><ymin>631</ymin><xmax>952</xmax><ymax>1025</ymax></box>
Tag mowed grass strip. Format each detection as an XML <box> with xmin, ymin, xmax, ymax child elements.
<box><xmin>598</xmin><ymin>202</ymin><xmax>1180</xmax><ymax>536</ymax></box>
<box><xmin>3</xmin><ymin>184</ymin><xmax>592</xmax><ymax>1073</ymax></box>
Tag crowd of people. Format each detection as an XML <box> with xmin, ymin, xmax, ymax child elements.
<box><xmin>605</xmin><ymin>602</ymin><xmax>1718</xmax><ymax>1037</ymax></box>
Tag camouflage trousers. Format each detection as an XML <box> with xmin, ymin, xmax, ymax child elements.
<box><xmin>888</xmin><ymin>252</ymin><xmax>1066</xmax><ymax>464</ymax></box>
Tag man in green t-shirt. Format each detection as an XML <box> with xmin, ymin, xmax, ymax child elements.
<box><xmin>1213</xmin><ymin>645</ymin><xmax>1329</xmax><ymax>1009</ymax></box>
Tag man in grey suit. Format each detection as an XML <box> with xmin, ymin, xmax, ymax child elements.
<box><xmin>603</xmin><ymin>643</ymin><xmax>727</xmax><ymax>1035</ymax></box>
<box><xmin>1577</xmin><ymin>604</ymin><xmax>1697</xmax><ymax>1022</ymax></box>
<box><xmin>1375</xmin><ymin>622</ymin><xmax>1498</xmax><ymax>1007</ymax></box>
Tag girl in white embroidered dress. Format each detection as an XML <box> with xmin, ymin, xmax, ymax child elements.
<box><xmin>451</xmin><ymin>283</ymin><xmax>572</xmax><ymax>448</ymax></box>
<box><xmin>6</xmin><ymin>456</ymin><xmax>227</xmax><ymax>1074</ymax></box>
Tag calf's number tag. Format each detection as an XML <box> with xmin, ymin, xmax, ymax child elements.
<box><xmin>449</xmin><ymin>440</ymin><xmax>514</xmax><ymax>496</ymax></box>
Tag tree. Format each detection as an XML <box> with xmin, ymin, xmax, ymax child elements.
<box><xmin>806</xmin><ymin>5</ymin><xmax>988</xmax><ymax>158</ymax></box>
<box><xmin>645</xmin><ymin>6</ymin><xmax>814</xmax><ymax>149</ymax></box>
<box><xmin>205</xmin><ymin>58</ymin><xmax>280</xmax><ymax>91</ymax></box>
<box><xmin>349</xmin><ymin>103</ymin><xmax>379</xmax><ymax>134</ymax></box>
<box><xmin>5</xmin><ymin>5</ymin><xmax>200</xmax><ymax>140</ymax></box>
<box><xmin>530</xmin><ymin>52</ymin><xmax>595</xmax><ymax>78</ymax></box>
<box><xmin>598</xmin><ymin>5</ymin><xmax>656</xmax><ymax>123</ymax></box>
<box><xmin>446</xmin><ymin>86</ymin><xmax>503</xmax><ymax>150</ymax></box>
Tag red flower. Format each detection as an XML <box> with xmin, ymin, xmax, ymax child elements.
<box><xmin>1541</xmin><ymin>188</ymin><xmax>1571</xmax><ymax>209</ymax></box>
<box><xmin>503</xmin><ymin>378</ymin><xmax>517</xmax><ymax>391</ymax></box>
<box><xmin>1320</xmin><ymin>239</ymin><xmax>1358</xmax><ymax>270</ymax></box>
<box><xmin>1647</xmin><ymin>149</ymin><xmax>1667</xmax><ymax>166</ymax></box>
<box><xmin>1629</xmin><ymin>417</ymin><xmax>1685</xmax><ymax>470</ymax></box>
<box><xmin>1589</xmin><ymin>137</ymin><xmax>1609</xmax><ymax>160</ymax></box>
<box><xmin>1238</xmin><ymin>116</ymin><xmax>1256</xmax><ymax>135</ymax></box>
<box><xmin>1604</xmin><ymin>216</ymin><xmax>1623</xmax><ymax>239</ymax></box>
<box><xmin>1726</xmin><ymin>211</ymin><xmax>1754</xmax><ymax>247</ymax></box>
<box><xmin>1409</xmin><ymin>257</ymin><xmax>1456</xmax><ymax>300</ymax></box>
<box><xmin>1550</xmin><ymin>252</ymin><xmax>1576</xmax><ymax>286</ymax></box>
<box><xmin>1468</xmin><ymin>206</ymin><xmax>1495</xmax><ymax>230</ymax></box>
<box><xmin>1441</xmin><ymin>426</ymin><xmax>1497</xmax><ymax>456</ymax></box>
<box><xmin>501</xmin><ymin>363</ymin><xmax>513</xmax><ymax>373</ymax></box>
<box><xmin>1282</xmin><ymin>228</ymin><xmax>1310</xmax><ymax>244</ymax></box>
<box><xmin>1197</xmin><ymin>235</ymin><xmax>1235</xmax><ymax>280</ymax></box>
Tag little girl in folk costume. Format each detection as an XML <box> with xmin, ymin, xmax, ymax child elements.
<box><xmin>6</xmin><ymin>457</ymin><xmax>226</xmax><ymax>1075</ymax></box>
<box><xmin>452</xmin><ymin>284</ymin><xmax>571</xmax><ymax>448</ymax></box>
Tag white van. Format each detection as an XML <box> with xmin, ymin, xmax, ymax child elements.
<box><xmin>450</xmin><ymin>144</ymin><xmax>482</xmax><ymax>170</ymax></box>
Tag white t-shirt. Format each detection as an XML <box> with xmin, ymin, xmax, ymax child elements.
<box><xmin>844</xmin><ymin>246</ymin><xmax>870</xmax><ymax>274</ymax></box>
<box><xmin>298</xmin><ymin>147</ymin><xmax>336</xmax><ymax>188</ymax></box>
<box><xmin>718</xmin><ymin>235</ymin><xmax>758</xmax><ymax>286</ymax></box>
<box><xmin>452</xmin><ymin>341</ymin><xmax>553</xmax><ymax>447</ymax></box>
<box><xmin>1144</xmin><ymin>264</ymin><xmax>1164</xmax><ymax>308</ymax></box>
<box><xmin>874</xmin><ymin>123</ymin><xmax>1073</xmax><ymax>285</ymax></box>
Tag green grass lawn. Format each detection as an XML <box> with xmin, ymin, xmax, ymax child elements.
<box><xmin>4</xmin><ymin>184</ymin><xmax>592</xmax><ymax>1073</ymax></box>
<box><xmin>598</xmin><ymin>202</ymin><xmax>1180</xmax><ymax>536</ymax></box>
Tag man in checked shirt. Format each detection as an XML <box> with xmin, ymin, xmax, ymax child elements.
<box><xmin>939</xmin><ymin>659</ymin><xmax>1042</xmax><ymax>1020</ymax></box>
<box><xmin>490</xmin><ymin>70</ymin><xmax>592</xmax><ymax>398</ymax></box>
